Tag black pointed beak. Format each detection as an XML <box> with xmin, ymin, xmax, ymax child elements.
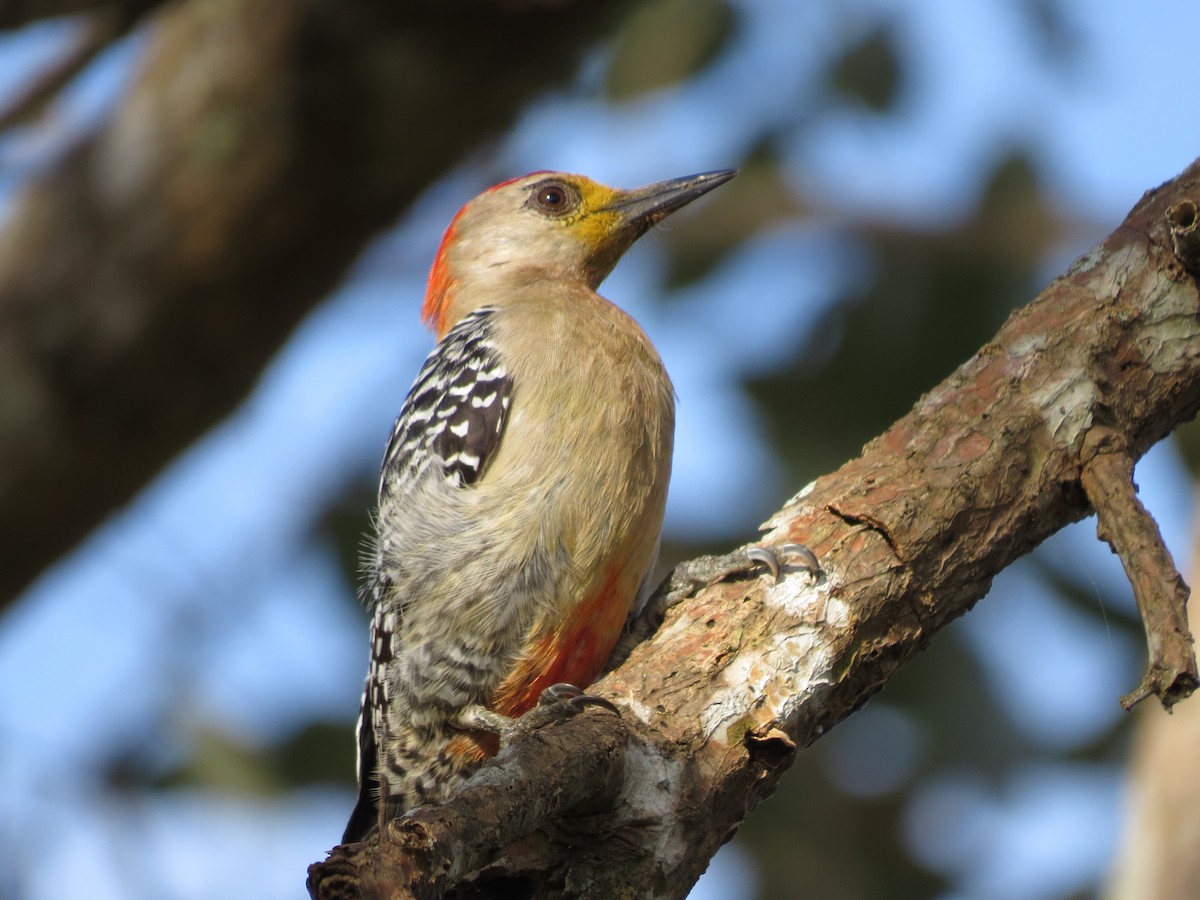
<box><xmin>605</xmin><ymin>169</ymin><xmax>737</xmax><ymax>232</ymax></box>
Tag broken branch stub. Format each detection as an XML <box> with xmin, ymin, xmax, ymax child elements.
<box><xmin>1080</xmin><ymin>426</ymin><xmax>1198</xmax><ymax>710</ymax></box>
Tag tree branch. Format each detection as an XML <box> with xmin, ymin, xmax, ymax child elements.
<box><xmin>1080</xmin><ymin>426</ymin><xmax>1197</xmax><ymax>710</ymax></box>
<box><xmin>0</xmin><ymin>0</ymin><xmax>163</xmax><ymax>30</ymax></box>
<box><xmin>309</xmin><ymin>709</ymin><xmax>630</xmax><ymax>900</ymax></box>
<box><xmin>309</xmin><ymin>158</ymin><xmax>1200</xmax><ymax>898</ymax></box>
<box><xmin>0</xmin><ymin>11</ymin><xmax>130</xmax><ymax>134</ymax></box>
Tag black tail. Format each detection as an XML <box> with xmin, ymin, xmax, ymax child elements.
<box><xmin>341</xmin><ymin>680</ymin><xmax>380</xmax><ymax>844</ymax></box>
<box><xmin>341</xmin><ymin>778</ymin><xmax>378</xmax><ymax>844</ymax></box>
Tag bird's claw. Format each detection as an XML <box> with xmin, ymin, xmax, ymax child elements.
<box><xmin>747</xmin><ymin>542</ymin><xmax>822</xmax><ymax>583</ymax></box>
<box><xmin>539</xmin><ymin>682</ymin><xmax>620</xmax><ymax>715</ymax></box>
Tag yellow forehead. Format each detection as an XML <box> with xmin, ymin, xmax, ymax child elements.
<box><xmin>570</xmin><ymin>176</ymin><xmax>620</xmax><ymax>210</ymax></box>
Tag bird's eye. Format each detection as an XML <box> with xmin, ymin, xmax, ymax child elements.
<box><xmin>529</xmin><ymin>181</ymin><xmax>578</xmax><ymax>216</ymax></box>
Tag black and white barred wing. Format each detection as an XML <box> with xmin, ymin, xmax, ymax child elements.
<box><xmin>380</xmin><ymin>307</ymin><xmax>513</xmax><ymax>496</ymax></box>
<box><xmin>343</xmin><ymin>601</ymin><xmax>392</xmax><ymax>843</ymax></box>
<box><xmin>344</xmin><ymin>308</ymin><xmax>514</xmax><ymax>844</ymax></box>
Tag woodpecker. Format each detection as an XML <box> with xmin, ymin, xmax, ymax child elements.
<box><xmin>343</xmin><ymin>168</ymin><xmax>736</xmax><ymax>844</ymax></box>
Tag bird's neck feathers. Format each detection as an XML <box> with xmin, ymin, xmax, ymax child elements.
<box><xmin>423</xmin><ymin>174</ymin><xmax>558</xmax><ymax>338</ymax></box>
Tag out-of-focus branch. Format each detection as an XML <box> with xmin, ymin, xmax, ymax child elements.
<box><xmin>0</xmin><ymin>0</ymin><xmax>164</xmax><ymax>30</ymax></box>
<box><xmin>0</xmin><ymin>11</ymin><xmax>128</xmax><ymax>133</ymax></box>
<box><xmin>1106</xmin><ymin>497</ymin><xmax>1200</xmax><ymax>900</ymax></box>
<box><xmin>0</xmin><ymin>0</ymin><xmax>630</xmax><ymax>606</ymax></box>
<box><xmin>307</xmin><ymin>158</ymin><xmax>1200</xmax><ymax>899</ymax></box>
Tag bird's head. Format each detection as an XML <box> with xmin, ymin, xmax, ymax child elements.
<box><xmin>422</xmin><ymin>169</ymin><xmax>736</xmax><ymax>336</ymax></box>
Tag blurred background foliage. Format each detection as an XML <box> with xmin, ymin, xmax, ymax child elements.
<box><xmin>1</xmin><ymin>1</ymin><xmax>1197</xmax><ymax>898</ymax></box>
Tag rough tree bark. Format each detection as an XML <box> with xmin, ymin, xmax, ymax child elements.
<box><xmin>308</xmin><ymin>160</ymin><xmax>1200</xmax><ymax>899</ymax></box>
<box><xmin>0</xmin><ymin>0</ymin><xmax>629</xmax><ymax>606</ymax></box>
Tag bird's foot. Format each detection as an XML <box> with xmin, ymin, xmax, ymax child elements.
<box><xmin>611</xmin><ymin>542</ymin><xmax>823</xmax><ymax>670</ymax></box>
<box><xmin>514</xmin><ymin>682</ymin><xmax>619</xmax><ymax>733</ymax></box>
<box><xmin>746</xmin><ymin>543</ymin><xmax>821</xmax><ymax>582</ymax></box>
<box><xmin>456</xmin><ymin>705</ymin><xmax>513</xmax><ymax>733</ymax></box>
<box><xmin>665</xmin><ymin>542</ymin><xmax>821</xmax><ymax>604</ymax></box>
<box><xmin>537</xmin><ymin>681</ymin><xmax>620</xmax><ymax>715</ymax></box>
<box><xmin>455</xmin><ymin>684</ymin><xmax>618</xmax><ymax>745</ymax></box>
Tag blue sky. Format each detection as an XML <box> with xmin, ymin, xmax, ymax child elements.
<box><xmin>2</xmin><ymin>1</ymin><xmax>1199</xmax><ymax>897</ymax></box>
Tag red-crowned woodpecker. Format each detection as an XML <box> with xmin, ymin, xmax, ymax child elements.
<box><xmin>343</xmin><ymin>169</ymin><xmax>736</xmax><ymax>843</ymax></box>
